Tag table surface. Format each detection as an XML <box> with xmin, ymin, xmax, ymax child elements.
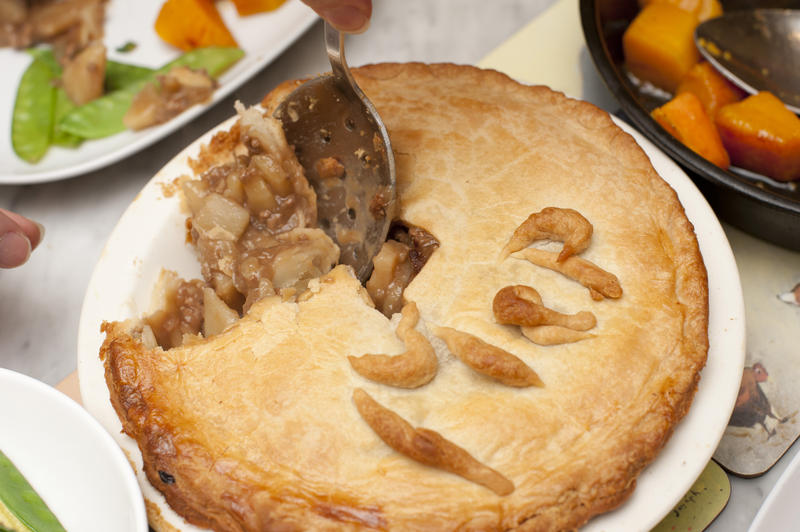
<box><xmin>0</xmin><ymin>1</ymin><xmax>797</xmax><ymax>530</ymax></box>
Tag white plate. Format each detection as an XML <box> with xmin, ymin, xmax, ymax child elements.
<box><xmin>584</xmin><ymin>119</ymin><xmax>745</xmax><ymax>532</ymax></box>
<box><xmin>748</xmin><ymin>449</ymin><xmax>800</xmax><ymax>532</ymax></box>
<box><xmin>0</xmin><ymin>0</ymin><xmax>316</xmax><ymax>185</ymax></box>
<box><xmin>76</xmin><ymin>109</ymin><xmax>745</xmax><ymax>532</ymax></box>
<box><xmin>0</xmin><ymin>368</ymin><xmax>148</xmax><ymax>532</ymax></box>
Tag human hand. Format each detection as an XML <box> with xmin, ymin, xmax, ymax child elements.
<box><xmin>301</xmin><ymin>0</ymin><xmax>372</xmax><ymax>33</ymax></box>
<box><xmin>0</xmin><ymin>209</ymin><xmax>44</xmax><ymax>269</ymax></box>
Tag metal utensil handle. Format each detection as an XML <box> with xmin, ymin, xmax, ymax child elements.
<box><xmin>325</xmin><ymin>22</ymin><xmax>362</xmax><ymax>95</ymax></box>
<box><xmin>322</xmin><ymin>19</ymin><xmax>397</xmax><ymax>189</ymax></box>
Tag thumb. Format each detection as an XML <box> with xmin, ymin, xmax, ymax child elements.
<box><xmin>0</xmin><ymin>209</ymin><xmax>44</xmax><ymax>269</ymax></box>
<box><xmin>302</xmin><ymin>0</ymin><xmax>372</xmax><ymax>33</ymax></box>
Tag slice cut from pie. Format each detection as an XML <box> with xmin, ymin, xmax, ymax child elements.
<box><xmin>100</xmin><ymin>63</ymin><xmax>708</xmax><ymax>531</ymax></box>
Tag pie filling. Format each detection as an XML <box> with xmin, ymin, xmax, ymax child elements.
<box><xmin>145</xmin><ymin>104</ymin><xmax>441</xmax><ymax>351</ymax></box>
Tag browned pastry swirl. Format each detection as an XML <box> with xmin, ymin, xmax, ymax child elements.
<box><xmin>500</xmin><ymin>207</ymin><xmax>593</xmax><ymax>262</ymax></box>
<box><xmin>348</xmin><ymin>302</ymin><xmax>438</xmax><ymax>388</ymax></box>
<box><xmin>514</xmin><ymin>247</ymin><xmax>623</xmax><ymax>301</ymax></box>
<box><xmin>521</xmin><ymin>325</ymin><xmax>595</xmax><ymax>345</ymax></box>
<box><xmin>352</xmin><ymin>388</ymin><xmax>515</xmax><ymax>496</ymax></box>
<box><xmin>493</xmin><ymin>285</ymin><xmax>596</xmax><ymax>330</ymax></box>
<box><xmin>434</xmin><ymin>326</ymin><xmax>543</xmax><ymax>387</ymax></box>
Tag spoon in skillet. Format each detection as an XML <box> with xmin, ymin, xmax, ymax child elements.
<box><xmin>695</xmin><ymin>9</ymin><xmax>800</xmax><ymax>114</ymax></box>
<box><xmin>274</xmin><ymin>21</ymin><xmax>396</xmax><ymax>283</ymax></box>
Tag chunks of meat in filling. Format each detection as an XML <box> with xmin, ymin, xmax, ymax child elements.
<box><xmin>145</xmin><ymin>107</ymin><xmax>440</xmax><ymax>349</ymax></box>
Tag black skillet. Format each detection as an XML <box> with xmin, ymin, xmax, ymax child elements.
<box><xmin>580</xmin><ymin>0</ymin><xmax>800</xmax><ymax>251</ymax></box>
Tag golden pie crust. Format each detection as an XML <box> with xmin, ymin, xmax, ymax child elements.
<box><xmin>100</xmin><ymin>63</ymin><xmax>708</xmax><ymax>531</ymax></box>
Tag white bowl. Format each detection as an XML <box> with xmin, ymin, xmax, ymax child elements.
<box><xmin>0</xmin><ymin>368</ymin><xmax>148</xmax><ymax>532</ymax></box>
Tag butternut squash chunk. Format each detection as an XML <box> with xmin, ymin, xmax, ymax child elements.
<box><xmin>623</xmin><ymin>3</ymin><xmax>700</xmax><ymax>93</ymax></box>
<box><xmin>715</xmin><ymin>92</ymin><xmax>800</xmax><ymax>182</ymax></box>
<box><xmin>638</xmin><ymin>0</ymin><xmax>722</xmax><ymax>22</ymax></box>
<box><xmin>676</xmin><ymin>62</ymin><xmax>746</xmax><ymax>119</ymax></box>
<box><xmin>231</xmin><ymin>0</ymin><xmax>287</xmax><ymax>16</ymax></box>
<box><xmin>652</xmin><ymin>91</ymin><xmax>730</xmax><ymax>168</ymax></box>
<box><xmin>155</xmin><ymin>0</ymin><xmax>238</xmax><ymax>51</ymax></box>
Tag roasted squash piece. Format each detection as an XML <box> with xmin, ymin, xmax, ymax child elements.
<box><xmin>638</xmin><ymin>0</ymin><xmax>722</xmax><ymax>22</ymax></box>
<box><xmin>676</xmin><ymin>62</ymin><xmax>746</xmax><ymax>119</ymax></box>
<box><xmin>155</xmin><ymin>0</ymin><xmax>238</xmax><ymax>51</ymax></box>
<box><xmin>231</xmin><ymin>0</ymin><xmax>287</xmax><ymax>16</ymax></box>
<box><xmin>623</xmin><ymin>3</ymin><xmax>700</xmax><ymax>93</ymax></box>
<box><xmin>652</xmin><ymin>91</ymin><xmax>730</xmax><ymax>169</ymax></box>
<box><xmin>715</xmin><ymin>92</ymin><xmax>800</xmax><ymax>182</ymax></box>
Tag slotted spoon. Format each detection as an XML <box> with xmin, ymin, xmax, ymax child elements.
<box><xmin>274</xmin><ymin>22</ymin><xmax>396</xmax><ymax>283</ymax></box>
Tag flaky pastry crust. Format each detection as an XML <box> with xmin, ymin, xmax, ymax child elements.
<box><xmin>101</xmin><ymin>63</ymin><xmax>709</xmax><ymax>532</ymax></box>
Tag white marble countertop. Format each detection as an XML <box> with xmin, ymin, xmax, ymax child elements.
<box><xmin>0</xmin><ymin>0</ymin><xmax>796</xmax><ymax>530</ymax></box>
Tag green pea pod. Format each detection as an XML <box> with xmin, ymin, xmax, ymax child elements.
<box><xmin>56</xmin><ymin>84</ymin><xmax>141</xmax><ymax>139</ymax></box>
<box><xmin>15</xmin><ymin>48</ymin><xmax>82</xmax><ymax>149</ymax></box>
<box><xmin>0</xmin><ymin>450</ymin><xmax>66</xmax><ymax>532</ymax></box>
<box><xmin>59</xmin><ymin>46</ymin><xmax>244</xmax><ymax>140</ymax></box>
<box><xmin>104</xmin><ymin>60</ymin><xmax>155</xmax><ymax>92</ymax></box>
<box><xmin>26</xmin><ymin>47</ymin><xmax>59</xmax><ymax>66</ymax></box>
<box><xmin>11</xmin><ymin>52</ymin><xmax>56</xmax><ymax>163</ymax></box>
<box><xmin>52</xmin><ymin>89</ymin><xmax>82</xmax><ymax>148</ymax></box>
<box><xmin>162</xmin><ymin>46</ymin><xmax>245</xmax><ymax>78</ymax></box>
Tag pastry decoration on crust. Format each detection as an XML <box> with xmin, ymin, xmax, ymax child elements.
<box><xmin>500</xmin><ymin>206</ymin><xmax>593</xmax><ymax>262</ymax></box>
<box><xmin>98</xmin><ymin>63</ymin><xmax>709</xmax><ymax>532</ymax></box>
<box><xmin>348</xmin><ymin>302</ymin><xmax>438</xmax><ymax>389</ymax></box>
<box><xmin>495</xmin><ymin>207</ymin><xmax>623</xmax><ymax>349</ymax></box>
<box><xmin>502</xmin><ymin>207</ymin><xmax>622</xmax><ymax>301</ymax></box>
<box><xmin>352</xmin><ymin>388</ymin><xmax>515</xmax><ymax>496</ymax></box>
<box><xmin>493</xmin><ymin>284</ymin><xmax>597</xmax><ymax>331</ymax></box>
<box><xmin>433</xmin><ymin>326</ymin><xmax>543</xmax><ymax>387</ymax></box>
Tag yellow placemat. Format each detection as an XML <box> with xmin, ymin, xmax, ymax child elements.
<box><xmin>478</xmin><ymin>0</ymin><xmax>584</xmax><ymax>96</ymax></box>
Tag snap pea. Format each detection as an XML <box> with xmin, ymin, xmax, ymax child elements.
<box><xmin>104</xmin><ymin>60</ymin><xmax>154</xmax><ymax>92</ymax></box>
<box><xmin>32</xmin><ymin>50</ymin><xmax>153</xmax><ymax>95</ymax></box>
<box><xmin>163</xmin><ymin>46</ymin><xmax>245</xmax><ymax>78</ymax></box>
<box><xmin>26</xmin><ymin>48</ymin><xmax>57</xmax><ymax>67</ymax></box>
<box><xmin>11</xmin><ymin>51</ymin><xmax>56</xmax><ymax>163</ymax></box>
<box><xmin>52</xmin><ymin>89</ymin><xmax>82</xmax><ymax>148</ymax></box>
<box><xmin>56</xmin><ymin>82</ymin><xmax>141</xmax><ymax>139</ymax></box>
<box><xmin>59</xmin><ymin>46</ymin><xmax>244</xmax><ymax>139</ymax></box>
<box><xmin>31</xmin><ymin>50</ymin><xmax>83</xmax><ymax>147</ymax></box>
<box><xmin>0</xmin><ymin>450</ymin><xmax>67</xmax><ymax>532</ymax></box>
<box><xmin>12</xmin><ymin>48</ymin><xmax>82</xmax><ymax>152</ymax></box>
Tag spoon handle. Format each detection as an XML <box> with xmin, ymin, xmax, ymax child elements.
<box><xmin>325</xmin><ymin>22</ymin><xmax>356</xmax><ymax>89</ymax></box>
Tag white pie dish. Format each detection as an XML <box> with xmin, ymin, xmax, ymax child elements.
<box><xmin>75</xmin><ymin>103</ymin><xmax>746</xmax><ymax>531</ymax></box>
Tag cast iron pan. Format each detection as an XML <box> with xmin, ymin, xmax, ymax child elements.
<box><xmin>580</xmin><ymin>0</ymin><xmax>800</xmax><ymax>251</ymax></box>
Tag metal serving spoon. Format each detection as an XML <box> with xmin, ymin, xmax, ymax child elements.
<box><xmin>274</xmin><ymin>22</ymin><xmax>396</xmax><ymax>283</ymax></box>
<box><xmin>695</xmin><ymin>9</ymin><xmax>800</xmax><ymax>114</ymax></box>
